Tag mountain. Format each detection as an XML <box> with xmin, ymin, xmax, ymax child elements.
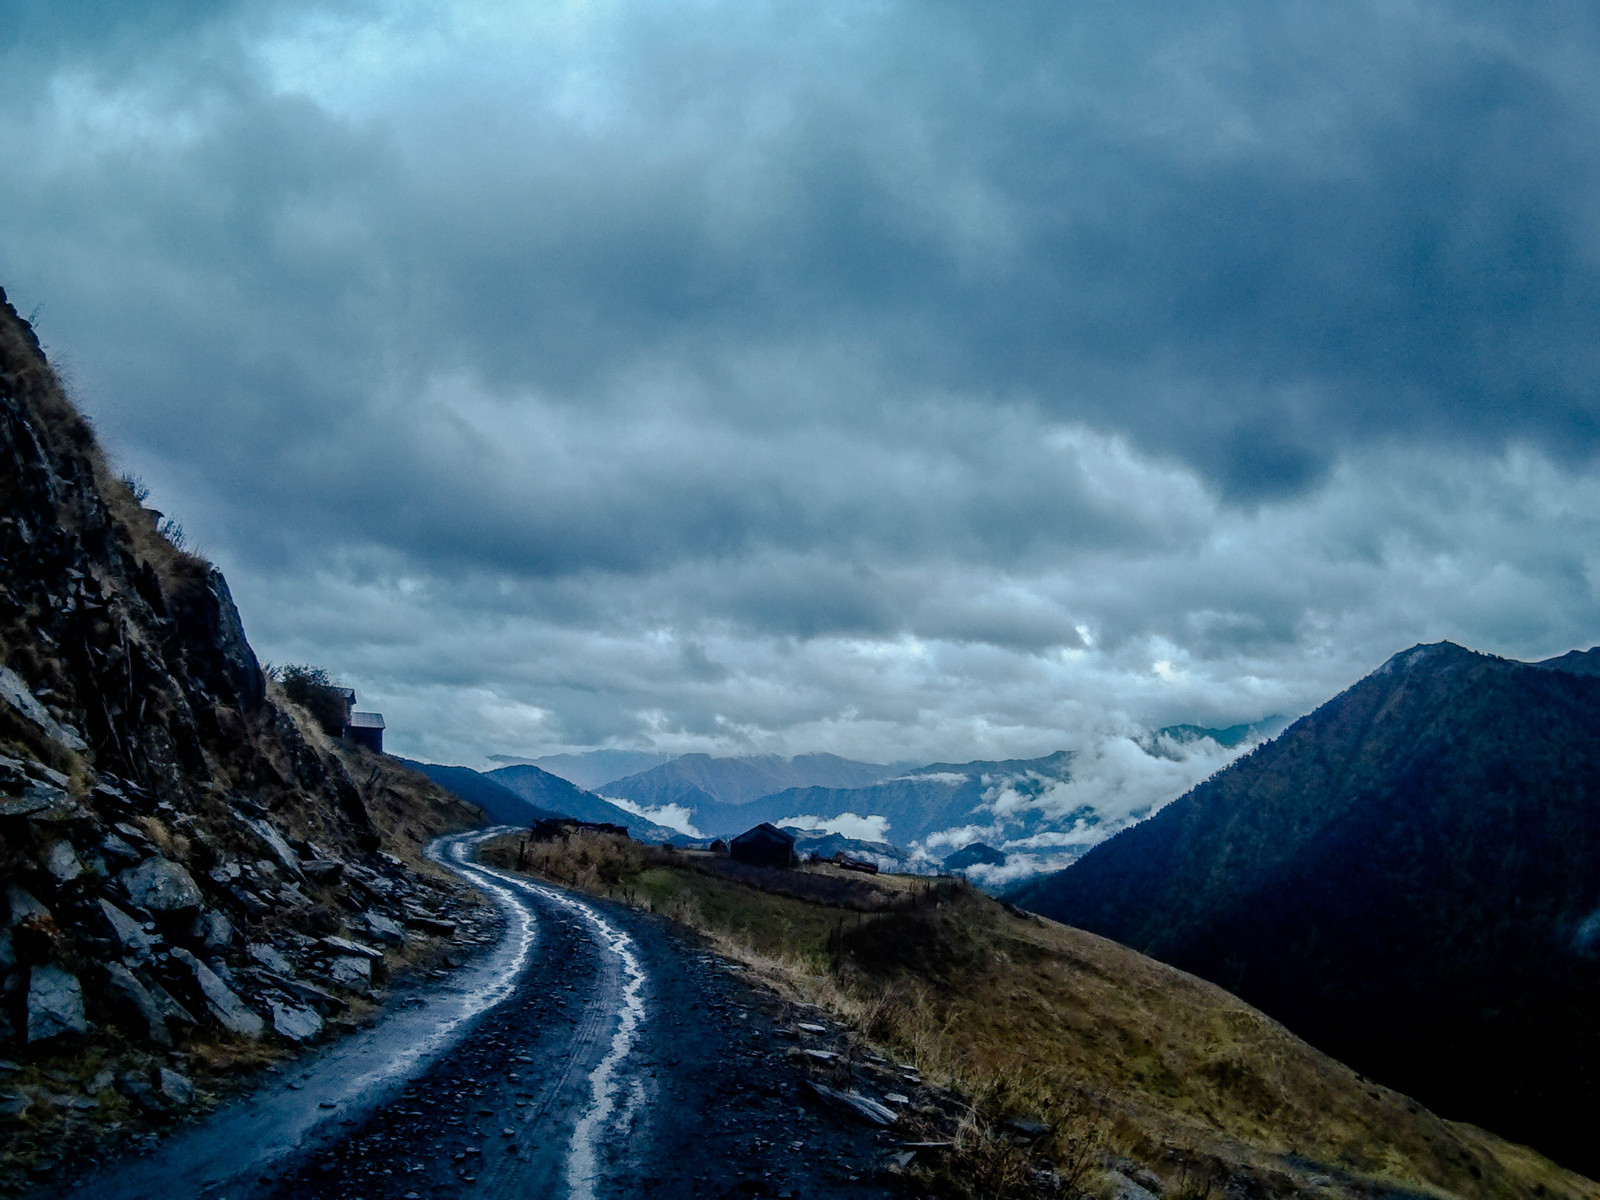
<box><xmin>708</xmin><ymin>750</ymin><xmax>1077</xmax><ymax>845</ymax></box>
<box><xmin>397</xmin><ymin>759</ymin><xmax>563</xmax><ymax>827</ymax></box>
<box><xmin>485</xmin><ymin>763</ymin><xmax>684</xmax><ymax>842</ymax></box>
<box><xmin>1010</xmin><ymin>641</ymin><xmax>1600</xmax><ymax>1175</ymax></box>
<box><xmin>942</xmin><ymin>842</ymin><xmax>1005</xmax><ymax>871</ymax></box>
<box><xmin>514</xmin><ymin>750</ymin><xmax>673</xmax><ymax>790</ymax></box>
<box><xmin>597</xmin><ymin>752</ymin><xmax>895</xmax><ymax>808</ymax></box>
<box><xmin>1532</xmin><ymin>646</ymin><xmax>1600</xmax><ymax>677</ymax></box>
<box><xmin>1156</xmin><ymin>717</ymin><xmax>1283</xmax><ymax>747</ymax></box>
<box><xmin>0</xmin><ymin>285</ymin><xmax>482</xmax><ymax>1182</ymax></box>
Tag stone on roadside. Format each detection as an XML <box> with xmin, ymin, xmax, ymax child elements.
<box><xmin>168</xmin><ymin>947</ymin><xmax>263</xmax><ymax>1038</ymax></box>
<box><xmin>403</xmin><ymin>914</ymin><xmax>456</xmax><ymax>937</ymax></box>
<box><xmin>156</xmin><ymin>1067</ymin><xmax>194</xmax><ymax>1106</ymax></box>
<box><xmin>301</xmin><ymin>859</ymin><xmax>343</xmax><ymax>885</ymax></box>
<box><xmin>26</xmin><ymin>965</ymin><xmax>89</xmax><ymax>1042</ymax></box>
<box><xmin>361</xmin><ymin>911</ymin><xmax>407</xmax><ymax>947</ymax></box>
<box><xmin>328</xmin><ymin>955</ymin><xmax>371</xmax><ymax>989</ymax></box>
<box><xmin>120</xmin><ymin>857</ymin><xmax>203</xmax><ymax>915</ymax></box>
<box><xmin>145</xmin><ymin>976</ymin><xmax>199</xmax><ymax>1031</ymax></box>
<box><xmin>1102</xmin><ymin>1171</ymin><xmax>1160</xmax><ymax>1200</ymax></box>
<box><xmin>320</xmin><ymin>934</ymin><xmax>383</xmax><ymax>959</ymax></box>
<box><xmin>191</xmin><ymin>909</ymin><xmax>233</xmax><ymax>949</ymax></box>
<box><xmin>97</xmin><ymin>899</ymin><xmax>155</xmax><ymax>959</ymax></box>
<box><xmin>239</xmin><ymin>816</ymin><xmax>303</xmax><ymax>879</ymax></box>
<box><xmin>102</xmin><ymin>961</ymin><xmax>172</xmax><ymax>1047</ymax></box>
<box><xmin>5</xmin><ymin>884</ymin><xmax>51</xmax><ymax>926</ymax></box>
<box><xmin>42</xmin><ymin>840</ymin><xmax>82</xmax><ymax>883</ymax></box>
<box><xmin>246</xmin><ymin>942</ymin><xmax>295</xmax><ymax>976</ymax></box>
<box><xmin>269</xmin><ymin>1001</ymin><xmax>324</xmax><ymax>1043</ymax></box>
<box><xmin>802</xmin><ymin>1080</ymin><xmax>898</xmax><ymax>1127</ymax></box>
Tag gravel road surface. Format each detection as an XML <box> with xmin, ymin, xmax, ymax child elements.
<box><xmin>52</xmin><ymin>830</ymin><xmax>913</xmax><ymax>1199</ymax></box>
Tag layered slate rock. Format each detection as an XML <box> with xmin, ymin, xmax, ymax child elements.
<box><xmin>26</xmin><ymin>965</ymin><xmax>89</xmax><ymax>1042</ymax></box>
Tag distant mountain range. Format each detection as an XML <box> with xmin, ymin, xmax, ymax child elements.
<box><xmin>510</xmin><ymin>750</ymin><xmax>674</xmax><ymax>790</ymax></box>
<box><xmin>596</xmin><ymin>752</ymin><xmax>897</xmax><ymax>809</ymax></box>
<box><xmin>400</xmin><ymin>759</ymin><xmax>685</xmax><ymax>842</ymax></box>
<box><xmin>447</xmin><ymin>734</ymin><xmax>1268</xmax><ymax>881</ymax></box>
<box><xmin>1009</xmin><ymin>641</ymin><xmax>1600</xmax><ymax>1176</ymax></box>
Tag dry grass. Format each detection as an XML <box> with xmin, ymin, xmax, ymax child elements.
<box><xmin>483</xmin><ymin>829</ymin><xmax>1599</xmax><ymax>1200</ymax></box>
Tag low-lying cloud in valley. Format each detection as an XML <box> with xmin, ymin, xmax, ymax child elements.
<box><xmin>912</xmin><ymin>729</ymin><xmax>1260</xmax><ymax>885</ymax></box>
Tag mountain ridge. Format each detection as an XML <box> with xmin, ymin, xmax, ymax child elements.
<box><xmin>1010</xmin><ymin>639</ymin><xmax>1600</xmax><ymax>1175</ymax></box>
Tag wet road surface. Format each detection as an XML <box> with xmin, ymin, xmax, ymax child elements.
<box><xmin>55</xmin><ymin>830</ymin><xmax>908</xmax><ymax>1199</ymax></box>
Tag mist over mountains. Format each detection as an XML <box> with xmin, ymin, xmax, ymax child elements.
<box><xmin>1010</xmin><ymin>641</ymin><xmax>1600</xmax><ymax>1176</ymax></box>
<box><xmin>423</xmin><ymin>722</ymin><xmax>1271</xmax><ymax>882</ymax></box>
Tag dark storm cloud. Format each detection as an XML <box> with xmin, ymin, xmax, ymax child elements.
<box><xmin>4</xmin><ymin>0</ymin><xmax>1600</xmax><ymax>764</ymax></box>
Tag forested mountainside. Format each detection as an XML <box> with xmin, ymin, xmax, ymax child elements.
<box><xmin>0</xmin><ymin>285</ymin><xmax>481</xmax><ymax>1182</ymax></box>
<box><xmin>1010</xmin><ymin>641</ymin><xmax>1600</xmax><ymax>1175</ymax></box>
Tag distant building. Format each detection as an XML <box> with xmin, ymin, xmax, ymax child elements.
<box><xmin>347</xmin><ymin>711</ymin><xmax>385</xmax><ymax>753</ymax></box>
<box><xmin>334</xmin><ymin>687</ymin><xmax>356</xmax><ymax>728</ymax></box>
<box><xmin>730</xmin><ymin>823</ymin><xmax>796</xmax><ymax>868</ymax></box>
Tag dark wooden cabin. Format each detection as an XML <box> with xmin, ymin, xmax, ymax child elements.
<box><xmin>730</xmin><ymin>822</ymin><xmax>796</xmax><ymax>868</ymax></box>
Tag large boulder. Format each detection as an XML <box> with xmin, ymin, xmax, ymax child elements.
<box><xmin>26</xmin><ymin>964</ymin><xmax>88</xmax><ymax>1042</ymax></box>
<box><xmin>269</xmin><ymin>1002</ymin><xmax>323</xmax><ymax>1043</ymax></box>
<box><xmin>120</xmin><ymin>856</ymin><xmax>203</xmax><ymax>914</ymax></box>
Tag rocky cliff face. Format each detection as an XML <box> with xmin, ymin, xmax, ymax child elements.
<box><xmin>0</xmin><ymin>285</ymin><xmax>484</xmax><ymax>1182</ymax></box>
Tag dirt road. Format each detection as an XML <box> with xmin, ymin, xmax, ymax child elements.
<box><xmin>54</xmin><ymin>830</ymin><xmax>910</xmax><ymax>1199</ymax></box>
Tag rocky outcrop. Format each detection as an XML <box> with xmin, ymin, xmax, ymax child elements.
<box><xmin>0</xmin><ymin>282</ymin><xmax>488</xmax><ymax>1182</ymax></box>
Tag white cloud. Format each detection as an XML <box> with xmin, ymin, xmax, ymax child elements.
<box><xmin>598</xmin><ymin>796</ymin><xmax>702</xmax><ymax>838</ymax></box>
<box><xmin>776</xmin><ymin>812</ymin><xmax>892</xmax><ymax>842</ymax></box>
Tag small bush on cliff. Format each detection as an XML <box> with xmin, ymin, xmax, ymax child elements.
<box><xmin>271</xmin><ymin>663</ymin><xmax>347</xmax><ymax>736</ymax></box>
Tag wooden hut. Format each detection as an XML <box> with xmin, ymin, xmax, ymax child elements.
<box><xmin>730</xmin><ymin>823</ymin><xmax>796</xmax><ymax>868</ymax></box>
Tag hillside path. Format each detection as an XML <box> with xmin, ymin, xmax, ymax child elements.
<box><xmin>51</xmin><ymin>830</ymin><xmax>905</xmax><ymax>1199</ymax></box>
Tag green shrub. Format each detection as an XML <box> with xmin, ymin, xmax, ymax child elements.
<box><xmin>271</xmin><ymin>663</ymin><xmax>347</xmax><ymax>736</ymax></box>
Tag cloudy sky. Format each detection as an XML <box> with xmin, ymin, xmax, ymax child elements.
<box><xmin>6</xmin><ymin>0</ymin><xmax>1600</xmax><ymax>769</ymax></box>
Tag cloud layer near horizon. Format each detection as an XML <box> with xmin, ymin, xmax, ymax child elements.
<box><xmin>5</xmin><ymin>0</ymin><xmax>1600</xmax><ymax>771</ymax></box>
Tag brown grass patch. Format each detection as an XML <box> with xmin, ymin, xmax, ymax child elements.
<box><xmin>482</xmin><ymin>829</ymin><xmax>1598</xmax><ymax>1200</ymax></box>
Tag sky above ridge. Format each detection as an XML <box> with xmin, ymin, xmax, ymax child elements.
<box><xmin>5</xmin><ymin>0</ymin><xmax>1600</xmax><ymax>772</ymax></box>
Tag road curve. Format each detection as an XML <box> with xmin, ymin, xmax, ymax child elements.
<box><xmin>52</xmin><ymin>829</ymin><xmax>904</xmax><ymax>1199</ymax></box>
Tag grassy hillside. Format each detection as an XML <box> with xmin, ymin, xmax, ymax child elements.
<box><xmin>481</xmin><ymin>830</ymin><xmax>1597</xmax><ymax>1200</ymax></box>
<box><xmin>1009</xmin><ymin>642</ymin><xmax>1600</xmax><ymax>1175</ymax></box>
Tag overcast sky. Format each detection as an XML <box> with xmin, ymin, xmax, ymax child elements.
<box><xmin>6</xmin><ymin>0</ymin><xmax>1600</xmax><ymax>767</ymax></box>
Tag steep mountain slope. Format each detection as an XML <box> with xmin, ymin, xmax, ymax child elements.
<box><xmin>485</xmin><ymin>763</ymin><xmax>682</xmax><ymax>841</ymax></box>
<box><xmin>0</xmin><ymin>285</ymin><xmax>483</xmax><ymax>1182</ymax></box>
<box><xmin>597</xmin><ymin>752</ymin><xmax>895</xmax><ymax>808</ymax></box>
<box><xmin>397</xmin><ymin>759</ymin><xmax>562</xmax><ymax>827</ymax></box>
<box><xmin>1010</xmin><ymin>641</ymin><xmax>1600</xmax><ymax>1175</ymax></box>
